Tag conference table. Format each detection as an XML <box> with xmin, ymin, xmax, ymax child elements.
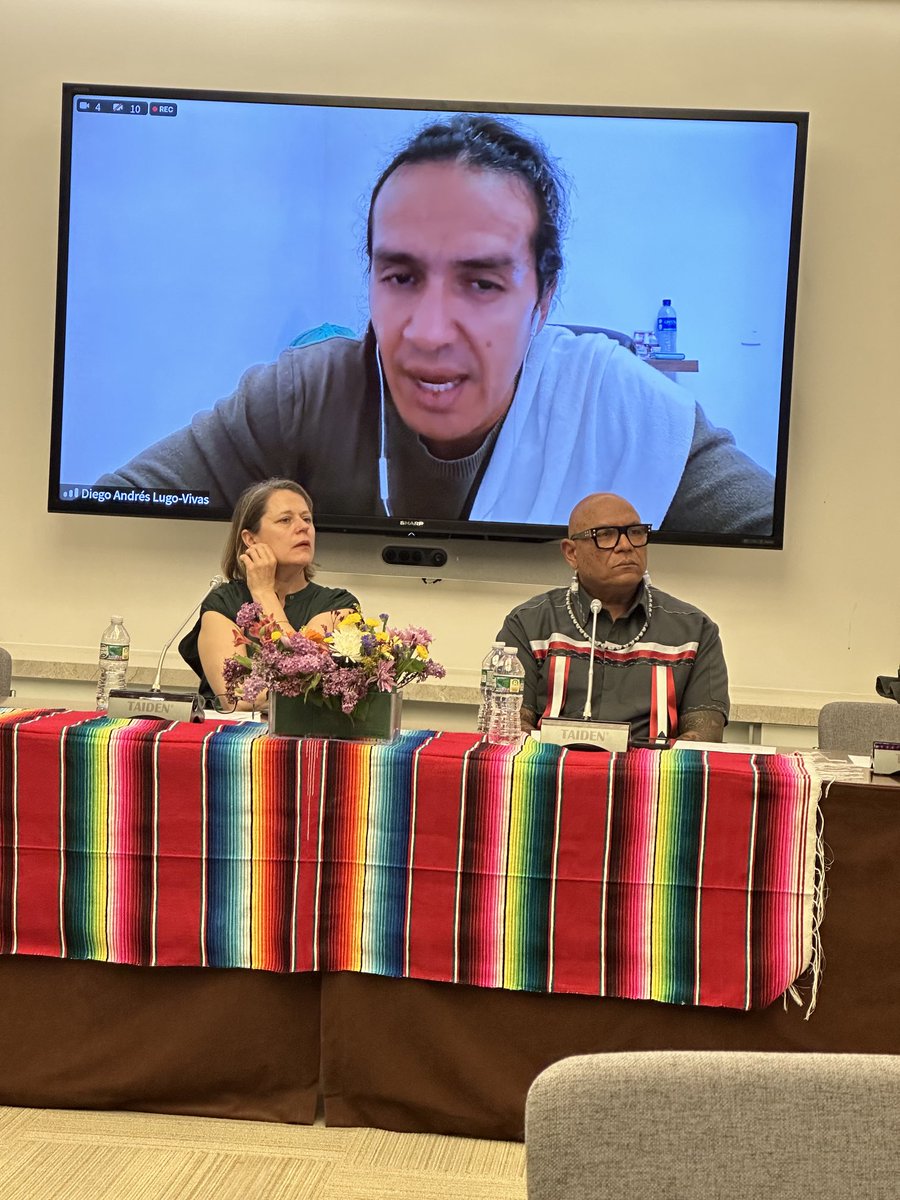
<box><xmin>1</xmin><ymin>707</ymin><xmax>898</xmax><ymax>1140</ymax></box>
<box><xmin>322</xmin><ymin>770</ymin><xmax>900</xmax><ymax>1138</ymax></box>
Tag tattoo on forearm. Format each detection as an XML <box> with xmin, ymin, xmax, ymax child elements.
<box><xmin>678</xmin><ymin>710</ymin><xmax>725</xmax><ymax>742</ymax></box>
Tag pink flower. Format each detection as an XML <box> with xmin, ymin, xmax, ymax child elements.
<box><xmin>375</xmin><ymin>660</ymin><xmax>396</xmax><ymax>691</ymax></box>
<box><xmin>224</xmin><ymin>608</ymin><xmax>445</xmax><ymax>711</ymax></box>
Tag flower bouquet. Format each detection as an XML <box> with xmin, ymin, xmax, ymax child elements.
<box><xmin>224</xmin><ymin>604</ymin><xmax>446</xmax><ymax>739</ymax></box>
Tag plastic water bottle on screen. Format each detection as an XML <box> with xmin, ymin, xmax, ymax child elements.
<box><xmin>477</xmin><ymin>641</ymin><xmax>506</xmax><ymax>734</ymax></box>
<box><xmin>487</xmin><ymin>647</ymin><xmax>526</xmax><ymax>746</ymax></box>
<box><xmin>96</xmin><ymin>615</ymin><xmax>130</xmax><ymax>711</ymax></box>
<box><xmin>656</xmin><ymin>299</ymin><xmax>677</xmax><ymax>354</ymax></box>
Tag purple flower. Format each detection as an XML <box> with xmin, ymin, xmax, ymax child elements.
<box><xmin>272</xmin><ymin>675</ymin><xmax>308</xmax><ymax>698</ymax></box>
<box><xmin>278</xmin><ymin>653</ymin><xmax>327</xmax><ymax>676</ymax></box>
<box><xmin>322</xmin><ymin>665</ymin><xmax>371</xmax><ymax>713</ymax></box>
<box><xmin>240</xmin><ymin>675</ymin><xmax>268</xmax><ymax>704</ymax></box>
<box><xmin>224</xmin><ymin>607</ymin><xmax>445</xmax><ymax>711</ymax></box>
<box><xmin>235</xmin><ymin>601</ymin><xmax>264</xmax><ymax>629</ymax></box>
<box><xmin>283</xmin><ymin>631</ymin><xmax>326</xmax><ymax>653</ymax></box>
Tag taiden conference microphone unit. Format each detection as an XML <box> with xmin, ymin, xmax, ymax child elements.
<box><xmin>540</xmin><ymin>598</ymin><xmax>632</xmax><ymax>752</ymax></box>
<box><xmin>107</xmin><ymin>575</ymin><xmax>225</xmax><ymax>722</ymax></box>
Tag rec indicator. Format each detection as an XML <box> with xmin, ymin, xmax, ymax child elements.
<box><xmin>75</xmin><ymin>98</ymin><xmax>177</xmax><ymax>117</ymax></box>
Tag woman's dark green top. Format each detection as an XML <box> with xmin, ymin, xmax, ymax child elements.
<box><xmin>178</xmin><ymin>578</ymin><xmax>359</xmax><ymax>703</ymax></box>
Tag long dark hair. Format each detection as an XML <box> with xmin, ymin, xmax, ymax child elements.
<box><xmin>366</xmin><ymin>114</ymin><xmax>569</xmax><ymax>300</ymax></box>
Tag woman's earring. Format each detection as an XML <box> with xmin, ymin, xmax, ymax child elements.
<box><xmin>569</xmin><ymin>573</ymin><xmax>579</xmax><ymax>595</ymax></box>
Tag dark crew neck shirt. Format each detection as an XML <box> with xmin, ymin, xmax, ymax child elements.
<box><xmin>178</xmin><ymin>578</ymin><xmax>358</xmax><ymax>703</ymax></box>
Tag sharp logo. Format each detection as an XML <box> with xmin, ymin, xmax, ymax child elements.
<box><xmin>399</xmin><ymin>520</ymin><xmax>424</xmax><ymax>526</ymax></box>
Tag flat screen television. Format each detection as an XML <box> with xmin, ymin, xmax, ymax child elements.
<box><xmin>49</xmin><ymin>83</ymin><xmax>807</xmax><ymax>550</ymax></box>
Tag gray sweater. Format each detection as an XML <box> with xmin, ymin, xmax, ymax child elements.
<box><xmin>99</xmin><ymin>331</ymin><xmax>776</xmax><ymax>534</ymax></box>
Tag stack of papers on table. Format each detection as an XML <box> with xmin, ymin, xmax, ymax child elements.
<box><xmin>203</xmin><ymin>710</ymin><xmax>267</xmax><ymax>724</ymax></box>
<box><xmin>671</xmin><ymin>740</ymin><xmax>778</xmax><ymax>754</ymax></box>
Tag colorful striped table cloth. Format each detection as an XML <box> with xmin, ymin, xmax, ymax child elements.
<box><xmin>0</xmin><ymin>708</ymin><xmax>820</xmax><ymax>1010</ymax></box>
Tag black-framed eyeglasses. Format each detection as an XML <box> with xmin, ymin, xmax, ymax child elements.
<box><xmin>570</xmin><ymin>523</ymin><xmax>652</xmax><ymax>550</ymax></box>
<box><xmin>211</xmin><ymin>694</ymin><xmax>268</xmax><ymax>716</ymax></box>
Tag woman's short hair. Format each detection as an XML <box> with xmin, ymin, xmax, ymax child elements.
<box><xmin>366</xmin><ymin>113</ymin><xmax>569</xmax><ymax>301</ymax></box>
<box><xmin>222</xmin><ymin>478</ymin><xmax>315</xmax><ymax>582</ymax></box>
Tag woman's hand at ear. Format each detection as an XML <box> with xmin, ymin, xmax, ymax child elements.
<box><xmin>240</xmin><ymin>543</ymin><xmax>278</xmax><ymax>606</ymax></box>
<box><xmin>238</xmin><ymin>543</ymin><xmax>302</xmax><ymax>638</ymax></box>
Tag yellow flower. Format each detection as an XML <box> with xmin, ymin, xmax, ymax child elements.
<box><xmin>340</xmin><ymin>612</ymin><xmax>362</xmax><ymax>627</ymax></box>
<box><xmin>270</xmin><ymin>629</ymin><xmax>283</xmax><ymax>641</ymax></box>
<box><xmin>415</xmin><ymin>645</ymin><xmax>428</xmax><ymax>659</ymax></box>
<box><xmin>375</xmin><ymin>631</ymin><xmax>389</xmax><ymax>643</ymax></box>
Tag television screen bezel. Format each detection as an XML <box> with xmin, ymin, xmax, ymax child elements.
<box><xmin>48</xmin><ymin>81</ymin><xmax>808</xmax><ymax>551</ymax></box>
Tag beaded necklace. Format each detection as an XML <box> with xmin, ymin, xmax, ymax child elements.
<box><xmin>564</xmin><ymin>584</ymin><xmax>653</xmax><ymax>653</ymax></box>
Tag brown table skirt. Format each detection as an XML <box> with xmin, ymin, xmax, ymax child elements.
<box><xmin>321</xmin><ymin>780</ymin><xmax>900</xmax><ymax>1140</ymax></box>
<box><xmin>0</xmin><ymin>955</ymin><xmax>320</xmax><ymax>1123</ymax></box>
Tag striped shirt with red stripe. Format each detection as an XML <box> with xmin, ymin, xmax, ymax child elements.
<box><xmin>498</xmin><ymin>583</ymin><xmax>729</xmax><ymax>741</ymax></box>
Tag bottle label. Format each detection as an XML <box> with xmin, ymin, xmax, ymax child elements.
<box><xmin>657</xmin><ymin>317</ymin><xmax>676</xmax><ymax>331</ymax></box>
<box><xmin>494</xmin><ymin>675</ymin><xmax>523</xmax><ymax>694</ymax></box>
<box><xmin>100</xmin><ymin>645</ymin><xmax>130</xmax><ymax>662</ymax></box>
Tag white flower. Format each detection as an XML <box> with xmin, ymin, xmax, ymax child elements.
<box><xmin>330</xmin><ymin>625</ymin><xmax>364</xmax><ymax>662</ymax></box>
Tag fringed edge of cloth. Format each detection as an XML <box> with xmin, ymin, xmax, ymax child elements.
<box><xmin>784</xmin><ymin>778</ymin><xmax>832</xmax><ymax>1019</ymax></box>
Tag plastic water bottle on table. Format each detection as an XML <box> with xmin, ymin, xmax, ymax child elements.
<box><xmin>477</xmin><ymin>641</ymin><xmax>506</xmax><ymax>734</ymax></box>
<box><xmin>487</xmin><ymin>647</ymin><xmax>526</xmax><ymax>746</ymax></box>
<box><xmin>96</xmin><ymin>615</ymin><xmax>130</xmax><ymax>711</ymax></box>
<box><xmin>656</xmin><ymin>299</ymin><xmax>677</xmax><ymax>354</ymax></box>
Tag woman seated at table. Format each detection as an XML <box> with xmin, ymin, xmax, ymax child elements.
<box><xmin>179</xmin><ymin>478</ymin><xmax>358</xmax><ymax>709</ymax></box>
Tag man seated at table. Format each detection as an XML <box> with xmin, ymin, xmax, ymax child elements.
<box><xmin>497</xmin><ymin>492</ymin><xmax>729</xmax><ymax>741</ymax></box>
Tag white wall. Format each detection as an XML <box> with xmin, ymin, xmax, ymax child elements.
<box><xmin>2</xmin><ymin>0</ymin><xmax>898</xmax><ymax>699</ymax></box>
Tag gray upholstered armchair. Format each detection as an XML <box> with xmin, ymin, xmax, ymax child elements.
<box><xmin>0</xmin><ymin>646</ymin><xmax>12</xmax><ymax>698</ymax></box>
<box><xmin>526</xmin><ymin>1050</ymin><xmax>900</xmax><ymax>1200</ymax></box>
<box><xmin>817</xmin><ymin>701</ymin><xmax>900</xmax><ymax>756</ymax></box>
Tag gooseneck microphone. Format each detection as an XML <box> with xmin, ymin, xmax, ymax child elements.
<box><xmin>150</xmin><ymin>574</ymin><xmax>226</xmax><ymax>692</ymax></box>
<box><xmin>582</xmin><ymin>598</ymin><xmax>603</xmax><ymax>720</ymax></box>
<box><xmin>541</xmin><ymin>594</ymin><xmax>629</xmax><ymax>751</ymax></box>
<box><xmin>106</xmin><ymin>575</ymin><xmax>226</xmax><ymax>723</ymax></box>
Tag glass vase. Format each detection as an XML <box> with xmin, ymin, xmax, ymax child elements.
<box><xmin>268</xmin><ymin>690</ymin><xmax>401</xmax><ymax>741</ymax></box>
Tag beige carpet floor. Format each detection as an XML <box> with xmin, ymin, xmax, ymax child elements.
<box><xmin>0</xmin><ymin>1106</ymin><xmax>526</xmax><ymax>1199</ymax></box>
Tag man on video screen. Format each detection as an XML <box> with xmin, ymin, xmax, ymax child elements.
<box><xmin>99</xmin><ymin>114</ymin><xmax>775</xmax><ymax>533</ymax></box>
